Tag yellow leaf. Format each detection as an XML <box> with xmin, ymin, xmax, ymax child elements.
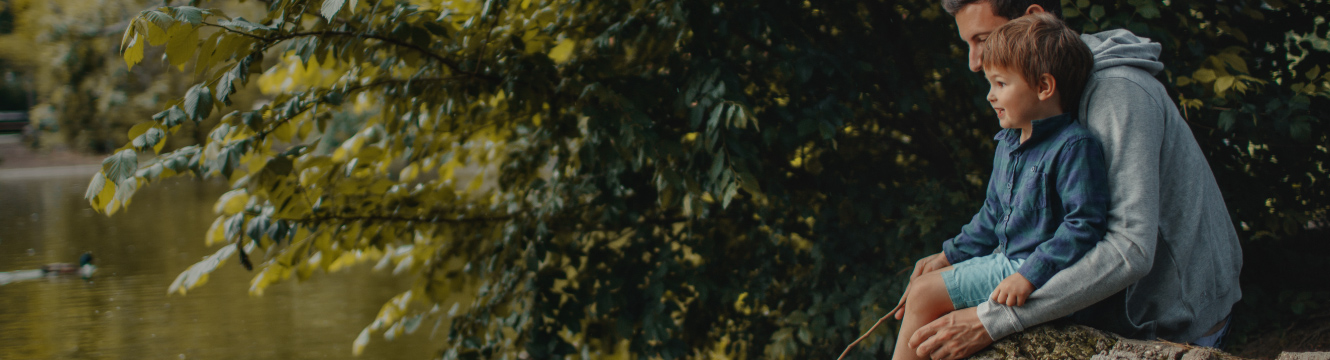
<box><xmin>1308</xmin><ymin>65</ymin><xmax>1322</xmax><ymax>81</ymax></box>
<box><xmin>127</xmin><ymin>122</ymin><xmax>155</xmax><ymax>141</ymax></box>
<box><xmin>1176</xmin><ymin>76</ymin><xmax>1192</xmax><ymax>87</ymax></box>
<box><xmin>146</xmin><ymin>21</ymin><xmax>170</xmax><ymax>46</ymax></box>
<box><xmin>153</xmin><ymin>136</ymin><xmax>167</xmax><ymax>154</ymax></box>
<box><xmin>273</xmin><ymin>121</ymin><xmax>296</xmax><ymax>143</ymax></box>
<box><xmin>165</xmin><ymin>24</ymin><xmax>200</xmax><ymax>70</ymax></box>
<box><xmin>119</xmin><ymin>20</ymin><xmax>140</xmax><ymax>55</ymax></box>
<box><xmin>399</xmin><ymin>164</ymin><xmax>419</xmax><ymax>182</ymax></box>
<box><xmin>352</xmin><ymin>328</ymin><xmax>371</xmax><ymax>356</ymax></box>
<box><xmin>548</xmin><ymin>39</ymin><xmax>575</xmax><ymax>64</ymax></box>
<box><xmin>123</xmin><ymin>34</ymin><xmax>145</xmax><ymax>71</ymax></box>
<box><xmin>87</xmin><ymin>172</ymin><xmax>117</xmax><ymax>212</ymax></box>
<box><xmin>205</xmin><ymin>217</ymin><xmax>227</xmax><ymax>246</ymax></box>
<box><xmin>1192</xmin><ymin>69</ymin><xmax>1217</xmax><ymax>83</ymax></box>
<box><xmin>215</xmin><ymin>189</ymin><xmax>249</xmax><ymax>215</ymax></box>
<box><xmin>439</xmin><ymin>160</ymin><xmax>457</xmax><ymax>182</ymax></box>
<box><xmin>1215</xmin><ymin>76</ymin><xmax>1236</xmax><ymax>94</ymax></box>
<box><xmin>1216</xmin><ymin>50</ymin><xmax>1249</xmax><ymax>74</ymax></box>
<box><xmin>466</xmin><ymin>171</ymin><xmax>485</xmax><ymax>193</ymax></box>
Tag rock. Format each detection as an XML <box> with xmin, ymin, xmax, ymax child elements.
<box><xmin>967</xmin><ymin>322</ymin><xmax>1236</xmax><ymax>360</ymax></box>
<box><xmin>968</xmin><ymin>323</ymin><xmax>1118</xmax><ymax>360</ymax></box>
<box><xmin>961</xmin><ymin>322</ymin><xmax>1327</xmax><ymax>359</ymax></box>
<box><xmin>1277</xmin><ymin>353</ymin><xmax>1330</xmax><ymax>360</ymax></box>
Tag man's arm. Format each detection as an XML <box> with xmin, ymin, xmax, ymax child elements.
<box><xmin>976</xmin><ymin>76</ymin><xmax>1164</xmax><ymax>340</ymax></box>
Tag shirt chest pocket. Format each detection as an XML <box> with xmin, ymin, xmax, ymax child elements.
<box><xmin>1012</xmin><ymin>165</ymin><xmax>1048</xmax><ymax>211</ymax></box>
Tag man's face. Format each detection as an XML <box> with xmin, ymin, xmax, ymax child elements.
<box><xmin>954</xmin><ymin>2</ymin><xmax>1012</xmax><ymax>72</ymax></box>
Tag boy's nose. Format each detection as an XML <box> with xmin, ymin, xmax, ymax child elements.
<box><xmin>986</xmin><ymin>90</ymin><xmax>997</xmax><ymax>102</ymax></box>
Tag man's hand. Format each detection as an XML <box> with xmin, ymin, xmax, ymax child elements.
<box><xmin>895</xmin><ymin>253</ymin><xmax>952</xmax><ymax>320</ymax></box>
<box><xmin>990</xmin><ymin>272</ymin><xmax>1034</xmax><ymax>307</ymax></box>
<box><xmin>908</xmin><ymin>307</ymin><xmax>994</xmax><ymax>360</ymax></box>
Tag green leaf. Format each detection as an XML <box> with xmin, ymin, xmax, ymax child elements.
<box><xmin>1290</xmin><ymin>116</ymin><xmax>1312</xmax><ymax>141</ymax></box>
<box><xmin>264</xmin><ymin>156</ymin><xmax>294</xmax><ymax>176</ymax></box>
<box><xmin>216</xmin><ymin>66</ymin><xmax>242</xmax><ymax>106</ymax></box>
<box><xmin>142</xmin><ymin>10</ymin><xmax>176</xmax><ymax>34</ymax></box>
<box><xmin>184</xmin><ymin>84</ymin><xmax>214</xmax><ymax>121</ymax></box>
<box><xmin>1218</xmin><ymin>110</ymin><xmax>1237</xmax><ymax>131</ymax></box>
<box><xmin>130</xmin><ymin>123</ymin><xmax>166</xmax><ymax>153</ymax></box>
<box><xmin>153</xmin><ymin>106</ymin><xmax>188</xmax><ymax>127</ymax></box>
<box><xmin>173</xmin><ymin>6</ymin><xmax>205</xmax><ymax>26</ymax></box>
<box><xmin>1089</xmin><ymin>5</ymin><xmax>1105</xmax><ymax>20</ymax></box>
<box><xmin>85</xmin><ymin>172</ymin><xmax>108</xmax><ymax>201</ymax></box>
<box><xmin>218</xmin><ymin>17</ymin><xmax>273</xmax><ymax>32</ymax></box>
<box><xmin>422</xmin><ymin>21</ymin><xmax>451</xmax><ymax>38</ymax></box>
<box><xmin>102</xmin><ymin>149</ymin><xmax>139</xmax><ymax>183</ymax></box>
<box><xmin>169</xmin><ymin>243</ymin><xmax>239</xmax><ymax>295</ymax></box>
<box><xmin>1307</xmin><ymin>65</ymin><xmax>1321</xmax><ymax>80</ymax></box>
<box><xmin>321</xmin><ymin>0</ymin><xmax>346</xmax><ymax>20</ymax></box>
<box><xmin>1136</xmin><ymin>3</ymin><xmax>1160</xmax><ymax>19</ymax></box>
<box><xmin>736</xmin><ymin>169</ymin><xmax>762</xmax><ymax>197</ymax></box>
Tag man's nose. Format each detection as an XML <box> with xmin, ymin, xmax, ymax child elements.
<box><xmin>969</xmin><ymin>46</ymin><xmax>983</xmax><ymax>72</ymax></box>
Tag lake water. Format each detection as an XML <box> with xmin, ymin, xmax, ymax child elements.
<box><xmin>0</xmin><ymin>170</ymin><xmax>435</xmax><ymax>359</ymax></box>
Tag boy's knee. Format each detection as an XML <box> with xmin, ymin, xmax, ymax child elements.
<box><xmin>907</xmin><ymin>273</ymin><xmax>952</xmax><ymax>312</ymax></box>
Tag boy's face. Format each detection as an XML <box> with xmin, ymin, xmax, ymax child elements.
<box><xmin>984</xmin><ymin>66</ymin><xmax>1041</xmax><ymax>130</ymax></box>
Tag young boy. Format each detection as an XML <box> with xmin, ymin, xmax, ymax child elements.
<box><xmin>892</xmin><ymin>13</ymin><xmax>1106</xmax><ymax>360</ymax></box>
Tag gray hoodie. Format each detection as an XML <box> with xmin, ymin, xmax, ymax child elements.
<box><xmin>975</xmin><ymin>29</ymin><xmax>1244</xmax><ymax>343</ymax></box>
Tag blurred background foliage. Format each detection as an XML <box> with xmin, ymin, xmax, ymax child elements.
<box><xmin>0</xmin><ymin>0</ymin><xmax>1319</xmax><ymax>358</ymax></box>
<box><xmin>0</xmin><ymin>0</ymin><xmax>266</xmax><ymax>151</ymax></box>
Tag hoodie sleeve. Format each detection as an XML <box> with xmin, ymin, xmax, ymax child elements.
<box><xmin>976</xmin><ymin>74</ymin><xmax>1162</xmax><ymax>340</ymax></box>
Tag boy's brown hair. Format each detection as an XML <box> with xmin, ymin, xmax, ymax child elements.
<box><xmin>981</xmin><ymin>12</ymin><xmax>1093</xmax><ymax>113</ymax></box>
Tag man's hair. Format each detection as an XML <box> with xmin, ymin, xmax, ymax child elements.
<box><xmin>941</xmin><ymin>0</ymin><xmax>1063</xmax><ymax>20</ymax></box>
<box><xmin>981</xmin><ymin>13</ymin><xmax>1094</xmax><ymax>113</ymax></box>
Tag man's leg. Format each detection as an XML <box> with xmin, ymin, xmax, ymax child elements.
<box><xmin>1190</xmin><ymin>314</ymin><xmax>1232</xmax><ymax>349</ymax></box>
<box><xmin>894</xmin><ymin>269</ymin><xmax>956</xmax><ymax>360</ymax></box>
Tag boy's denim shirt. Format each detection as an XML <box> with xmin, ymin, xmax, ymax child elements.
<box><xmin>942</xmin><ymin>112</ymin><xmax>1109</xmax><ymax>289</ymax></box>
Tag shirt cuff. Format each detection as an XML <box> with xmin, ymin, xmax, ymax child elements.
<box><xmin>1016</xmin><ymin>255</ymin><xmax>1057</xmax><ymax>289</ymax></box>
<box><xmin>977</xmin><ymin>301</ymin><xmax>1025</xmax><ymax>341</ymax></box>
<box><xmin>941</xmin><ymin>239</ymin><xmax>967</xmax><ymax>266</ymax></box>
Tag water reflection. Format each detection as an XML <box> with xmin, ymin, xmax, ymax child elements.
<box><xmin>0</xmin><ymin>172</ymin><xmax>434</xmax><ymax>359</ymax></box>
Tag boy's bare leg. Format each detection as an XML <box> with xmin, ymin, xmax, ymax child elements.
<box><xmin>893</xmin><ymin>269</ymin><xmax>956</xmax><ymax>360</ymax></box>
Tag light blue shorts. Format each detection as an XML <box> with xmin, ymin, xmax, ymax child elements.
<box><xmin>941</xmin><ymin>253</ymin><xmax>1025</xmax><ymax>309</ymax></box>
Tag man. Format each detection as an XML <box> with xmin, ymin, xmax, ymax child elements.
<box><xmin>896</xmin><ymin>1</ymin><xmax>1244</xmax><ymax>359</ymax></box>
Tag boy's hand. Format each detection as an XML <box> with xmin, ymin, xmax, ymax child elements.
<box><xmin>991</xmin><ymin>273</ymin><xmax>1034</xmax><ymax>307</ymax></box>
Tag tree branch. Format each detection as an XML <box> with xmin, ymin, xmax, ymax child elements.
<box><xmin>201</xmin><ymin>22</ymin><xmax>499</xmax><ymax>82</ymax></box>
<box><xmin>292</xmin><ymin>213</ymin><xmax>515</xmax><ymax>224</ymax></box>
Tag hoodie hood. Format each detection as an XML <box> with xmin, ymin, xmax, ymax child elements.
<box><xmin>1081</xmin><ymin>29</ymin><xmax>1164</xmax><ymax>75</ymax></box>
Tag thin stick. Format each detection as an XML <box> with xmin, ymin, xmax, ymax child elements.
<box><xmin>836</xmin><ymin>284</ymin><xmax>909</xmax><ymax>360</ymax></box>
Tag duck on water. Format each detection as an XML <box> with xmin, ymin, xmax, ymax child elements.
<box><xmin>0</xmin><ymin>252</ymin><xmax>95</xmax><ymax>285</ymax></box>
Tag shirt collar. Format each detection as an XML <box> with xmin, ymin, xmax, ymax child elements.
<box><xmin>992</xmin><ymin>112</ymin><xmax>1076</xmax><ymax>146</ymax></box>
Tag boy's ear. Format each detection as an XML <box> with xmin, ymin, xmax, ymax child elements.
<box><xmin>1036</xmin><ymin>73</ymin><xmax>1057</xmax><ymax>101</ymax></box>
<box><xmin>1025</xmin><ymin>4</ymin><xmax>1046</xmax><ymax>15</ymax></box>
